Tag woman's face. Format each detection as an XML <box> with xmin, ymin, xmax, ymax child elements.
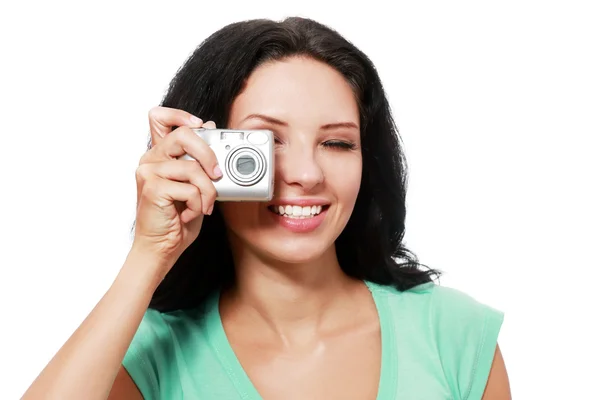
<box><xmin>219</xmin><ymin>56</ymin><xmax>362</xmax><ymax>264</ymax></box>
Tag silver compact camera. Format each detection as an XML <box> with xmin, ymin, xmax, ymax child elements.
<box><xmin>180</xmin><ymin>128</ymin><xmax>274</xmax><ymax>201</ymax></box>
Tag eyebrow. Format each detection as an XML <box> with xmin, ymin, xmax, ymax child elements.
<box><xmin>241</xmin><ymin>113</ymin><xmax>359</xmax><ymax>131</ymax></box>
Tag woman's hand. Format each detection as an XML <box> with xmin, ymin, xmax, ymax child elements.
<box><xmin>130</xmin><ymin>106</ymin><xmax>222</xmax><ymax>277</ymax></box>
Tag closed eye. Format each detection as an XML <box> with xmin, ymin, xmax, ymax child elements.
<box><xmin>322</xmin><ymin>140</ymin><xmax>358</xmax><ymax>150</ymax></box>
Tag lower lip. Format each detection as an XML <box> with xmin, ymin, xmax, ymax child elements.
<box><xmin>268</xmin><ymin>207</ymin><xmax>328</xmax><ymax>233</ymax></box>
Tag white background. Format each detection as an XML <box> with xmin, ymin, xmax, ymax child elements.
<box><xmin>1</xmin><ymin>0</ymin><xmax>598</xmax><ymax>398</ymax></box>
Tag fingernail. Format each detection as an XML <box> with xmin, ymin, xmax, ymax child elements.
<box><xmin>207</xmin><ymin>205</ymin><xmax>214</xmax><ymax>215</ymax></box>
<box><xmin>190</xmin><ymin>115</ymin><xmax>203</xmax><ymax>125</ymax></box>
<box><xmin>213</xmin><ymin>165</ymin><xmax>223</xmax><ymax>178</ymax></box>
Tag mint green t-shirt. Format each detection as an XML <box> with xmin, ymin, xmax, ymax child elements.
<box><xmin>123</xmin><ymin>281</ymin><xmax>504</xmax><ymax>399</ymax></box>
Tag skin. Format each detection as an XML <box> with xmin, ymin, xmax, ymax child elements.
<box><xmin>22</xmin><ymin>56</ymin><xmax>511</xmax><ymax>399</ymax></box>
<box><xmin>483</xmin><ymin>346</ymin><xmax>512</xmax><ymax>399</ymax></box>
<box><xmin>217</xmin><ymin>57</ymin><xmax>379</xmax><ymax>399</ymax></box>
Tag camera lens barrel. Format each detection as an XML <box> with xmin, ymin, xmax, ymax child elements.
<box><xmin>226</xmin><ymin>145</ymin><xmax>266</xmax><ymax>186</ymax></box>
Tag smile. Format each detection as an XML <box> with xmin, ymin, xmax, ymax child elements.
<box><xmin>266</xmin><ymin>201</ymin><xmax>331</xmax><ymax>233</ymax></box>
<box><xmin>268</xmin><ymin>205</ymin><xmax>327</xmax><ymax>218</ymax></box>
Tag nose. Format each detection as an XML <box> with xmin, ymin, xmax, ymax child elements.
<box><xmin>277</xmin><ymin>143</ymin><xmax>324</xmax><ymax>192</ymax></box>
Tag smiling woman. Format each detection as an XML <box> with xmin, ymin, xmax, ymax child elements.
<box><xmin>22</xmin><ymin>17</ymin><xmax>510</xmax><ymax>400</ymax></box>
<box><xmin>219</xmin><ymin>56</ymin><xmax>363</xmax><ymax>263</ymax></box>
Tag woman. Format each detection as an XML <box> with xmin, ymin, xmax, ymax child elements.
<box><xmin>23</xmin><ymin>17</ymin><xmax>510</xmax><ymax>399</ymax></box>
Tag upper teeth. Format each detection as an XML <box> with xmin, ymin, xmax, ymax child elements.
<box><xmin>273</xmin><ymin>205</ymin><xmax>323</xmax><ymax>217</ymax></box>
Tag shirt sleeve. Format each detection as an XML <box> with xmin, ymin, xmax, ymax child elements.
<box><xmin>122</xmin><ymin>309</ymin><xmax>171</xmax><ymax>400</ymax></box>
<box><xmin>430</xmin><ymin>285</ymin><xmax>504</xmax><ymax>400</ymax></box>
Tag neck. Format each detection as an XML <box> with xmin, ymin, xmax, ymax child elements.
<box><xmin>220</xmin><ymin>234</ymin><xmax>364</xmax><ymax>347</ymax></box>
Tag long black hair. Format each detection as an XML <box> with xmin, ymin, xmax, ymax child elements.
<box><xmin>145</xmin><ymin>17</ymin><xmax>441</xmax><ymax>312</ymax></box>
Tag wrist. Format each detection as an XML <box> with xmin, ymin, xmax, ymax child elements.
<box><xmin>118</xmin><ymin>247</ymin><xmax>171</xmax><ymax>294</ymax></box>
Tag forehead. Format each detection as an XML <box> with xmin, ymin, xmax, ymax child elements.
<box><xmin>229</xmin><ymin>57</ymin><xmax>359</xmax><ymax>126</ymax></box>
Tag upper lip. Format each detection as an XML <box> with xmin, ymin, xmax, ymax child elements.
<box><xmin>268</xmin><ymin>198</ymin><xmax>331</xmax><ymax>207</ymax></box>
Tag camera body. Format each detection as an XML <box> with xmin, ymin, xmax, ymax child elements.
<box><xmin>181</xmin><ymin>128</ymin><xmax>274</xmax><ymax>201</ymax></box>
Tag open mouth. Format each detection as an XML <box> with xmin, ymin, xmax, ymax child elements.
<box><xmin>268</xmin><ymin>204</ymin><xmax>330</xmax><ymax>219</ymax></box>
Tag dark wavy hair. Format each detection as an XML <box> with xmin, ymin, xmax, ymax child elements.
<box><xmin>143</xmin><ymin>17</ymin><xmax>441</xmax><ymax>312</ymax></box>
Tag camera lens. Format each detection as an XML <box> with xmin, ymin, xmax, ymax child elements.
<box><xmin>236</xmin><ymin>155</ymin><xmax>256</xmax><ymax>175</ymax></box>
<box><xmin>226</xmin><ymin>146</ymin><xmax>266</xmax><ymax>186</ymax></box>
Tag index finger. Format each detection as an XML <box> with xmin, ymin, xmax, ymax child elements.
<box><xmin>140</xmin><ymin>127</ymin><xmax>223</xmax><ymax>181</ymax></box>
<box><xmin>148</xmin><ymin>106</ymin><xmax>204</xmax><ymax>145</ymax></box>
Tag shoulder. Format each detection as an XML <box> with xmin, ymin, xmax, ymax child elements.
<box><xmin>122</xmin><ymin>306</ymin><xmax>210</xmax><ymax>399</ymax></box>
<box><xmin>429</xmin><ymin>283</ymin><xmax>504</xmax><ymax>334</ymax></box>
<box><xmin>367</xmin><ymin>280</ymin><xmax>505</xmax><ymax>400</ymax></box>
<box><xmin>367</xmin><ymin>280</ymin><xmax>503</xmax><ymax>330</ymax></box>
<box><xmin>427</xmin><ymin>283</ymin><xmax>505</xmax><ymax>393</ymax></box>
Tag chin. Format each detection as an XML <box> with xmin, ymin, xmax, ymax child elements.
<box><xmin>255</xmin><ymin>235</ymin><xmax>335</xmax><ymax>265</ymax></box>
<box><xmin>226</xmin><ymin>224</ymin><xmax>339</xmax><ymax>265</ymax></box>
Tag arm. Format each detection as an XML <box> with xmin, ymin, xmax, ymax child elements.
<box><xmin>22</xmin><ymin>107</ymin><xmax>219</xmax><ymax>399</ymax></box>
<box><xmin>108</xmin><ymin>366</ymin><xmax>144</xmax><ymax>400</ymax></box>
<box><xmin>482</xmin><ymin>345</ymin><xmax>511</xmax><ymax>400</ymax></box>
<box><xmin>22</xmin><ymin>250</ymin><xmax>161</xmax><ymax>400</ymax></box>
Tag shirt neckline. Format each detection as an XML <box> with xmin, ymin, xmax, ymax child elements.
<box><xmin>204</xmin><ymin>280</ymin><xmax>397</xmax><ymax>399</ymax></box>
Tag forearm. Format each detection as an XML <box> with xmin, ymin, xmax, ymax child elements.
<box><xmin>22</xmin><ymin>250</ymin><xmax>162</xmax><ymax>400</ymax></box>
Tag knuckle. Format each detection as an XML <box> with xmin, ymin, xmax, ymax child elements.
<box><xmin>206</xmin><ymin>184</ymin><xmax>217</xmax><ymax>201</ymax></box>
<box><xmin>200</xmin><ymin>184</ymin><xmax>217</xmax><ymax>208</ymax></box>
<box><xmin>172</xmin><ymin>126</ymin><xmax>190</xmax><ymax>141</ymax></box>
<box><xmin>148</xmin><ymin>106</ymin><xmax>162</xmax><ymax>120</ymax></box>
<box><xmin>140</xmin><ymin>178</ymin><xmax>158</xmax><ymax>199</ymax></box>
<box><xmin>138</xmin><ymin>150</ymin><xmax>151</xmax><ymax>165</ymax></box>
<box><xmin>188</xmin><ymin>184</ymin><xmax>202</xmax><ymax>202</ymax></box>
<box><xmin>135</xmin><ymin>163</ymin><xmax>153</xmax><ymax>182</ymax></box>
<box><xmin>193</xmin><ymin>184</ymin><xmax>203</xmax><ymax>198</ymax></box>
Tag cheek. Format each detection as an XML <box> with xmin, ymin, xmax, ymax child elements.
<box><xmin>326</xmin><ymin>156</ymin><xmax>362</xmax><ymax>200</ymax></box>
